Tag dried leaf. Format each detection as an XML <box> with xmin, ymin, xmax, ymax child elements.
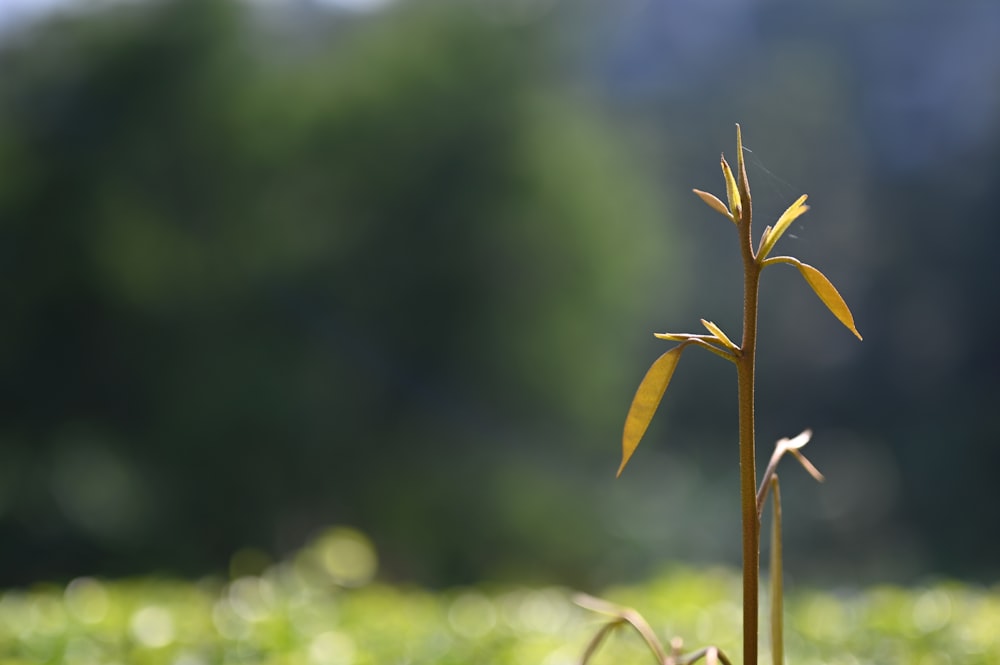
<box><xmin>758</xmin><ymin>429</ymin><xmax>823</xmax><ymax>519</ymax></box>
<box><xmin>795</xmin><ymin>262</ymin><xmax>863</xmax><ymax>340</ymax></box>
<box><xmin>574</xmin><ymin>594</ymin><xmax>669</xmax><ymax>664</ymax></box>
<box><xmin>580</xmin><ymin>621</ymin><xmax>619</xmax><ymax>665</ymax></box>
<box><xmin>619</xmin><ymin>347</ymin><xmax>684</xmax><ymax>477</ymax></box>
<box><xmin>573</xmin><ymin>593</ymin><xmax>626</xmax><ymax>616</ymax></box>
<box><xmin>693</xmin><ymin>189</ymin><xmax>735</xmax><ymax>222</ymax></box>
<box><xmin>780</xmin><ymin>429</ymin><xmax>812</xmax><ymax>451</ymax></box>
<box><xmin>758</xmin><ymin>195</ymin><xmax>809</xmax><ymax>260</ymax></box>
<box><xmin>789</xmin><ymin>449</ymin><xmax>825</xmax><ymax>483</ymax></box>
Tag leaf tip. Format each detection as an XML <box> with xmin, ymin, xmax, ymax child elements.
<box><xmin>615</xmin><ymin>453</ymin><xmax>632</xmax><ymax>478</ymax></box>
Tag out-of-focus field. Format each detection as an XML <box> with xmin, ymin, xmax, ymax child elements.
<box><xmin>1</xmin><ymin>528</ymin><xmax>997</xmax><ymax>665</ymax></box>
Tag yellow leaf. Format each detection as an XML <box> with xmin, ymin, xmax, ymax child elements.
<box><xmin>693</xmin><ymin>189</ymin><xmax>735</xmax><ymax>222</ymax></box>
<box><xmin>757</xmin><ymin>225</ymin><xmax>773</xmax><ymax>256</ymax></box>
<box><xmin>619</xmin><ymin>348</ymin><xmax>684</xmax><ymax>477</ymax></box>
<box><xmin>795</xmin><ymin>262</ymin><xmax>863</xmax><ymax>340</ymax></box>
<box><xmin>721</xmin><ymin>155</ymin><xmax>741</xmax><ymax>220</ymax></box>
<box><xmin>758</xmin><ymin>195</ymin><xmax>809</xmax><ymax>260</ymax></box>
<box><xmin>653</xmin><ymin>332</ymin><xmax>691</xmax><ymax>342</ymax></box>
<box><xmin>700</xmin><ymin>319</ymin><xmax>739</xmax><ymax>351</ymax></box>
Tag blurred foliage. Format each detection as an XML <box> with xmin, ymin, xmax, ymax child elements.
<box><xmin>1</xmin><ymin>0</ymin><xmax>999</xmax><ymax>591</ymax></box>
<box><xmin>0</xmin><ymin>0</ymin><xmax>674</xmax><ymax>586</ymax></box>
<box><xmin>0</xmin><ymin>529</ymin><xmax>998</xmax><ymax>664</ymax></box>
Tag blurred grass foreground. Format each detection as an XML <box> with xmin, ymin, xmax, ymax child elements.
<box><xmin>2</xmin><ymin>527</ymin><xmax>1000</xmax><ymax>665</ymax></box>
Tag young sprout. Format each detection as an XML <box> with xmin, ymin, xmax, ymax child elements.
<box><xmin>581</xmin><ymin>125</ymin><xmax>861</xmax><ymax>665</ymax></box>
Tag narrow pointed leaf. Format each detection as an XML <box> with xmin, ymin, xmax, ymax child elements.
<box><xmin>700</xmin><ymin>319</ymin><xmax>739</xmax><ymax>350</ymax></box>
<box><xmin>721</xmin><ymin>155</ymin><xmax>741</xmax><ymax>219</ymax></box>
<box><xmin>653</xmin><ymin>332</ymin><xmax>697</xmax><ymax>342</ymax></box>
<box><xmin>619</xmin><ymin>347</ymin><xmax>684</xmax><ymax>477</ymax></box>
<box><xmin>795</xmin><ymin>262</ymin><xmax>863</xmax><ymax>340</ymax></box>
<box><xmin>654</xmin><ymin>333</ymin><xmax>736</xmax><ymax>362</ymax></box>
<box><xmin>789</xmin><ymin>449</ymin><xmax>825</xmax><ymax>483</ymax></box>
<box><xmin>735</xmin><ymin>124</ymin><xmax>751</xmax><ymax>216</ymax></box>
<box><xmin>573</xmin><ymin>593</ymin><xmax>626</xmax><ymax>616</ymax></box>
<box><xmin>758</xmin><ymin>225</ymin><xmax>773</xmax><ymax>255</ymax></box>
<box><xmin>693</xmin><ymin>189</ymin><xmax>735</xmax><ymax>222</ymax></box>
<box><xmin>758</xmin><ymin>195</ymin><xmax>809</xmax><ymax>260</ymax></box>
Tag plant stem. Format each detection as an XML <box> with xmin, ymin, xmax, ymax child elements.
<box><xmin>737</xmin><ymin>164</ymin><xmax>760</xmax><ymax>665</ymax></box>
<box><xmin>737</xmin><ymin>267</ymin><xmax>760</xmax><ymax>665</ymax></box>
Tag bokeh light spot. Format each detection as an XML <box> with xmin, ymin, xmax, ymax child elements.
<box><xmin>173</xmin><ymin>652</ymin><xmax>210</xmax><ymax>665</ymax></box>
<box><xmin>308</xmin><ymin>630</ymin><xmax>356</xmax><ymax>665</ymax></box>
<box><xmin>30</xmin><ymin>595</ymin><xmax>67</xmax><ymax>636</ymax></box>
<box><xmin>796</xmin><ymin>593</ymin><xmax>848</xmax><ymax>642</ymax></box>
<box><xmin>447</xmin><ymin>590</ymin><xmax>497</xmax><ymax>638</ymax></box>
<box><xmin>911</xmin><ymin>588</ymin><xmax>952</xmax><ymax>634</ymax></box>
<box><xmin>130</xmin><ymin>605</ymin><xmax>175</xmax><ymax>648</ymax></box>
<box><xmin>64</xmin><ymin>577</ymin><xmax>109</xmax><ymax>625</ymax></box>
<box><xmin>314</xmin><ymin>527</ymin><xmax>377</xmax><ymax>587</ymax></box>
<box><xmin>499</xmin><ymin>588</ymin><xmax>570</xmax><ymax>634</ymax></box>
<box><xmin>212</xmin><ymin>598</ymin><xmax>251</xmax><ymax>640</ymax></box>
<box><xmin>228</xmin><ymin>576</ymin><xmax>276</xmax><ymax>623</ymax></box>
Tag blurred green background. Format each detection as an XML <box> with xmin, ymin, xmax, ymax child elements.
<box><xmin>0</xmin><ymin>0</ymin><xmax>997</xmax><ymax>590</ymax></box>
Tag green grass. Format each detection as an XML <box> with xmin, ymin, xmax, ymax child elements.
<box><xmin>1</xmin><ymin>549</ymin><xmax>998</xmax><ymax>665</ymax></box>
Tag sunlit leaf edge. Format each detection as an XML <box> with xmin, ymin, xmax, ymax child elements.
<box><xmin>721</xmin><ymin>155</ymin><xmax>741</xmax><ymax>220</ymax></box>
<box><xmin>700</xmin><ymin>319</ymin><xmax>739</xmax><ymax>350</ymax></box>
<box><xmin>618</xmin><ymin>347</ymin><xmax>685</xmax><ymax>477</ymax></box>
<box><xmin>758</xmin><ymin>195</ymin><xmax>809</xmax><ymax>260</ymax></box>
<box><xmin>693</xmin><ymin>189</ymin><xmax>735</xmax><ymax>222</ymax></box>
<box><xmin>763</xmin><ymin>256</ymin><xmax>862</xmax><ymax>341</ymax></box>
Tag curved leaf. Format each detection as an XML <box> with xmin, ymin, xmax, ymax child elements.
<box><xmin>795</xmin><ymin>261</ymin><xmax>863</xmax><ymax>340</ymax></box>
<box><xmin>757</xmin><ymin>225</ymin><xmax>773</xmax><ymax>256</ymax></box>
<box><xmin>758</xmin><ymin>195</ymin><xmax>809</xmax><ymax>260</ymax></box>
<box><xmin>693</xmin><ymin>188</ymin><xmax>735</xmax><ymax>222</ymax></box>
<box><xmin>619</xmin><ymin>347</ymin><xmax>684</xmax><ymax>477</ymax></box>
<box><xmin>721</xmin><ymin>155</ymin><xmax>741</xmax><ymax>219</ymax></box>
<box><xmin>700</xmin><ymin>319</ymin><xmax>739</xmax><ymax>351</ymax></box>
<box><xmin>653</xmin><ymin>332</ymin><xmax>736</xmax><ymax>362</ymax></box>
